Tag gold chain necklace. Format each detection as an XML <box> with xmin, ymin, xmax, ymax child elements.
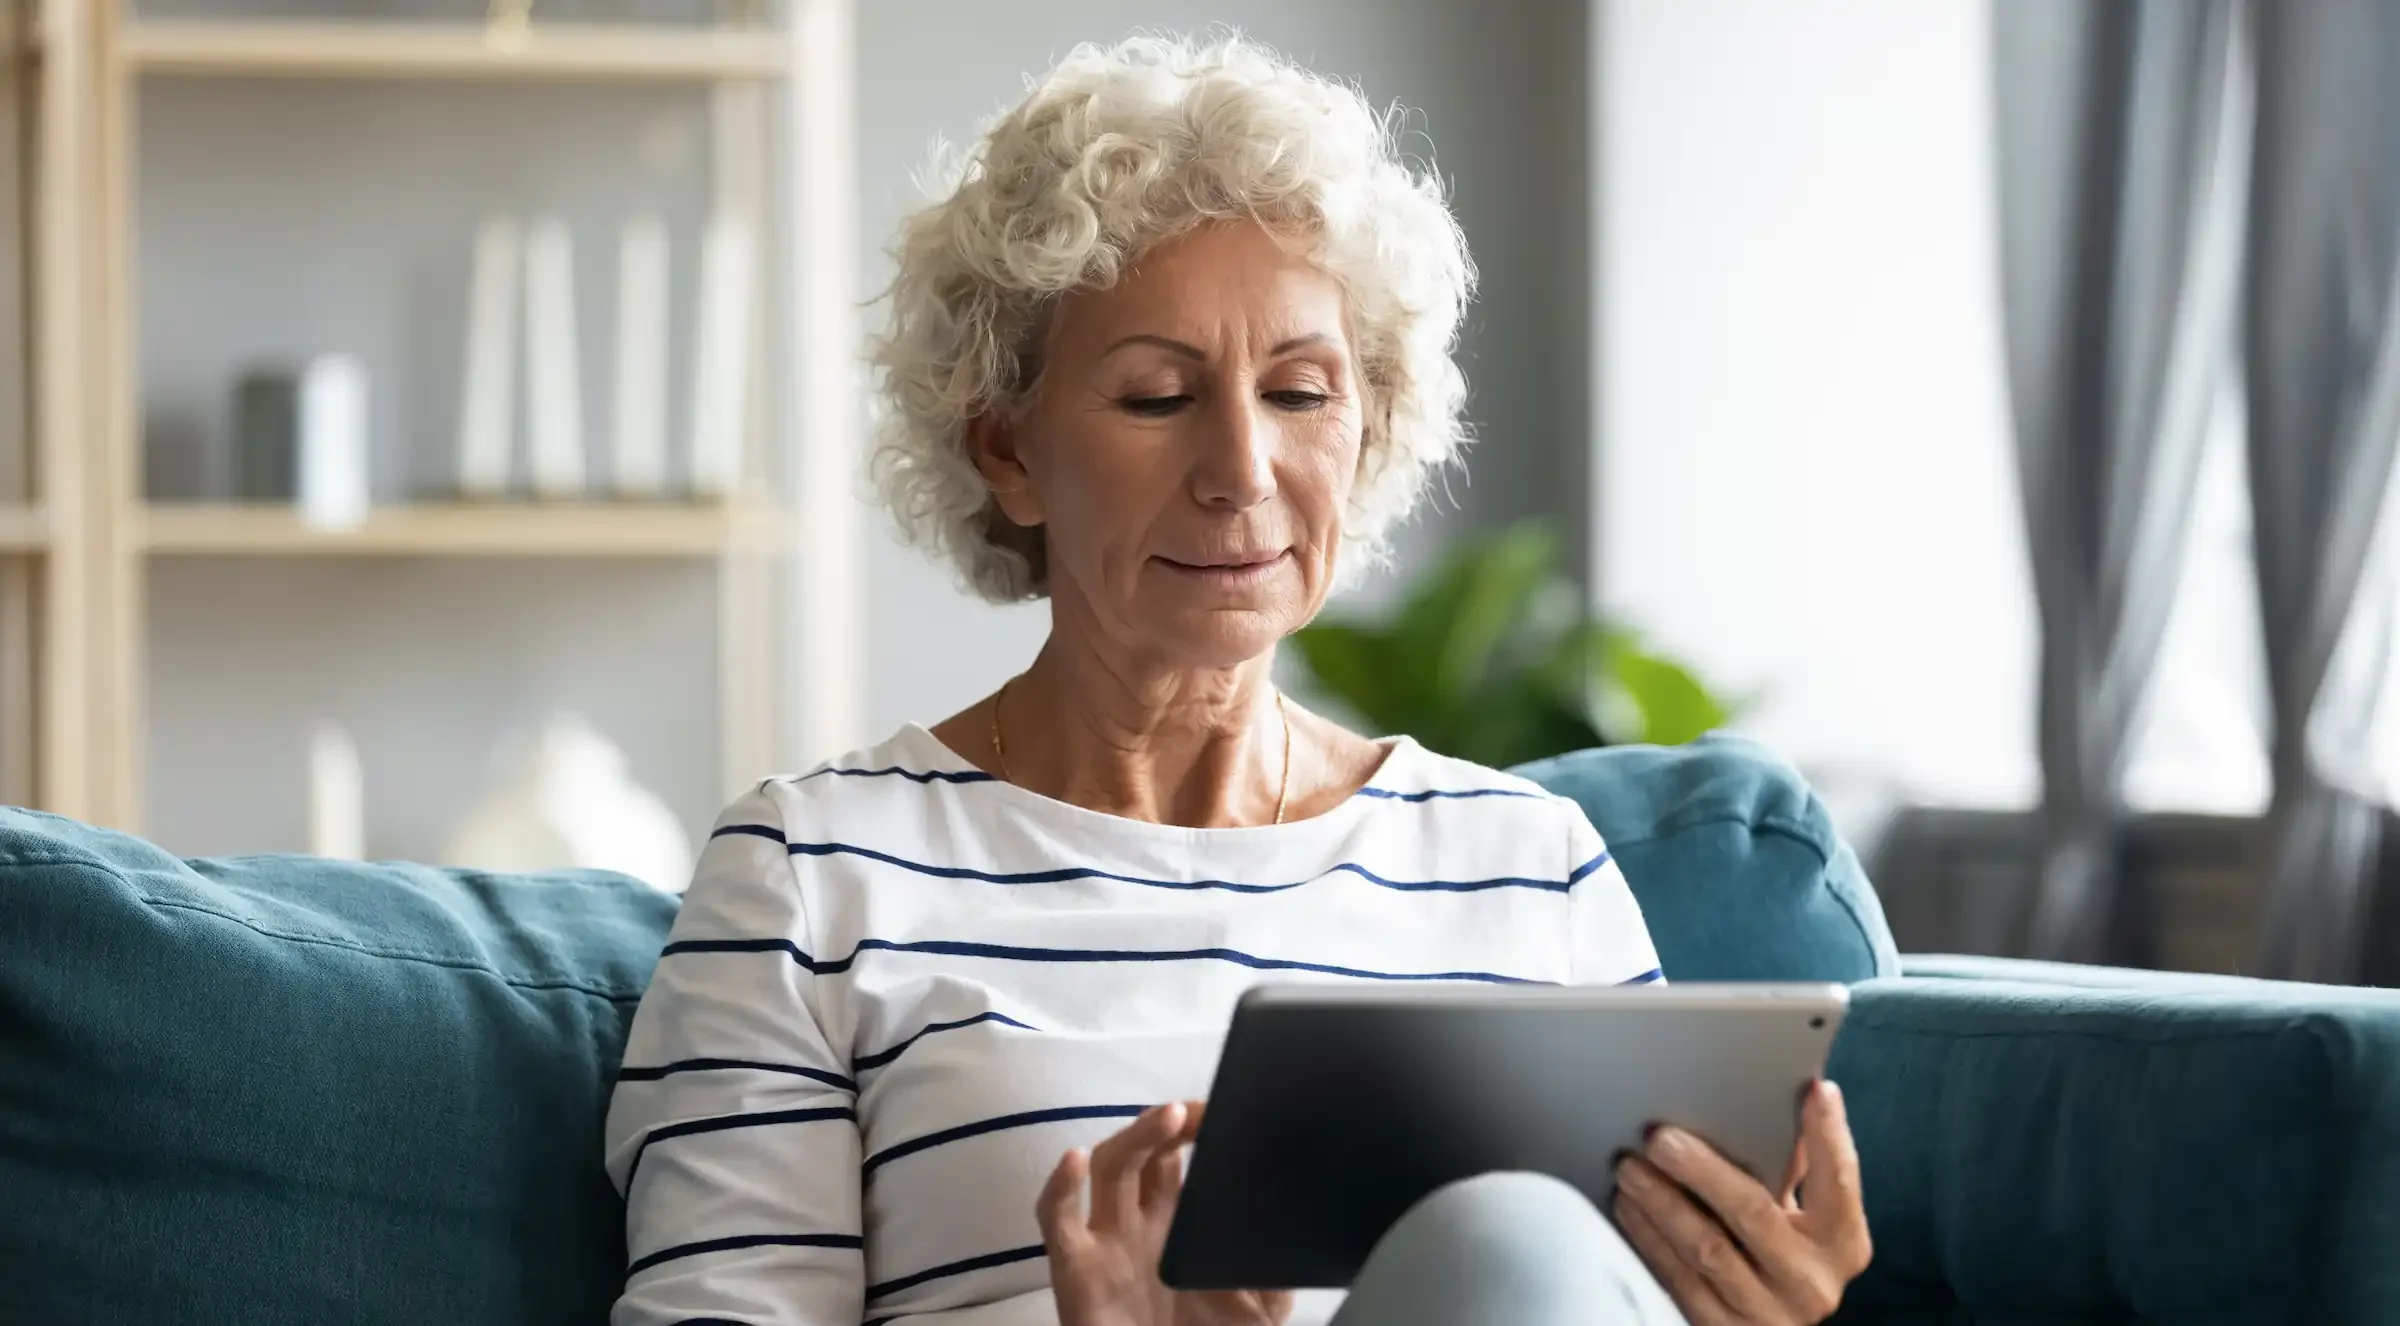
<box><xmin>989</xmin><ymin>681</ymin><xmax>1292</xmax><ymax>825</ymax></box>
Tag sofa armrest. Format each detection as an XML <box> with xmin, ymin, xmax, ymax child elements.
<box><xmin>1515</xmin><ymin>737</ymin><xmax>1901</xmax><ymax>983</ymax></box>
<box><xmin>1830</xmin><ymin>970</ymin><xmax>2400</xmax><ymax>1325</ymax></box>
<box><xmin>1899</xmin><ymin>952</ymin><xmax>2285</xmax><ymax>990</ymax></box>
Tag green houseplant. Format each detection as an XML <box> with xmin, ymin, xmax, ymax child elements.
<box><xmin>1290</xmin><ymin>522</ymin><xmax>1734</xmax><ymax>768</ymax></box>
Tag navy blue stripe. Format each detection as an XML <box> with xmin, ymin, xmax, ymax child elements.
<box><xmin>626</xmin><ymin>1231</ymin><xmax>862</xmax><ymax>1278</ymax></box>
<box><xmin>662</xmin><ymin>935</ymin><xmax>1539</xmax><ymax>986</ymax></box>
<box><xmin>866</xmin><ymin>1243</ymin><xmax>1047</xmax><ymax>1300</ymax></box>
<box><xmin>855</xmin><ymin>1011</ymin><xmax>1039</xmax><ymax>1073</ymax></box>
<box><xmin>785</xmin><ymin>839</ymin><xmax>1571</xmax><ymax>896</ymax></box>
<box><xmin>1353</xmin><ymin>786</ymin><xmax>1543</xmax><ymax>802</ymax></box>
<box><xmin>799</xmin><ymin>765</ymin><xmax>998</xmax><ymax>785</ymax></box>
<box><xmin>1568</xmin><ymin>851</ymin><xmax>1612</xmax><ymax>885</ymax></box>
<box><xmin>1620</xmin><ymin>967</ymin><xmax>1665</xmax><ymax>986</ymax></box>
<box><xmin>711</xmin><ymin>823</ymin><xmax>786</xmax><ymax>845</ymax></box>
<box><xmin>628</xmin><ymin>1106</ymin><xmax>854</xmax><ymax>1190</ymax></box>
<box><xmin>863</xmin><ymin>1103</ymin><xmax>1148</xmax><ymax>1178</ymax></box>
<box><xmin>615</xmin><ymin>1057</ymin><xmax>856</xmax><ymax>1093</ymax></box>
<box><xmin>662</xmin><ymin>937</ymin><xmax>823</xmax><ymax>962</ymax></box>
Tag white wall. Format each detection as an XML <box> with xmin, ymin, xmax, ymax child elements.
<box><xmin>1596</xmin><ymin>0</ymin><xmax>2039</xmax><ymax>806</ymax></box>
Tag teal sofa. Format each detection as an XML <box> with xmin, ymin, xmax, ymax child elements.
<box><xmin>3</xmin><ymin>736</ymin><xmax>2397</xmax><ymax>1324</ymax></box>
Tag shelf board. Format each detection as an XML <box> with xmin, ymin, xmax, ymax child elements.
<box><xmin>122</xmin><ymin>20</ymin><xmax>789</xmax><ymax>83</ymax></box>
<box><xmin>0</xmin><ymin>506</ymin><xmax>45</xmax><ymax>552</ymax></box>
<box><xmin>138</xmin><ymin>501</ymin><xmax>782</xmax><ymax>558</ymax></box>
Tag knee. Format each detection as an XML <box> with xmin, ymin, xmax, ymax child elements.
<box><xmin>1402</xmin><ymin>1172</ymin><xmax>1600</xmax><ymax>1232</ymax></box>
<box><xmin>1379</xmin><ymin>1172</ymin><xmax>1612</xmax><ymax>1270</ymax></box>
<box><xmin>1342</xmin><ymin>1173</ymin><xmax>1657</xmax><ymax>1326</ymax></box>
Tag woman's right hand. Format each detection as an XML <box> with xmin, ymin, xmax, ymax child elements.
<box><xmin>1038</xmin><ymin>1101</ymin><xmax>1294</xmax><ymax>1326</ymax></box>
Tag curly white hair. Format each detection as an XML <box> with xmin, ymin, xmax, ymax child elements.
<box><xmin>866</xmin><ymin>32</ymin><xmax>1476</xmax><ymax>602</ymax></box>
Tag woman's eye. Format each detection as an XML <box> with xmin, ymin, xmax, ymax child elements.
<box><xmin>1266</xmin><ymin>390</ymin><xmax>1329</xmax><ymax>412</ymax></box>
<box><xmin>1121</xmin><ymin>394</ymin><xmax>1192</xmax><ymax>417</ymax></box>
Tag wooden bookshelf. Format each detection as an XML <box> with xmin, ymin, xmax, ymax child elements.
<box><xmin>19</xmin><ymin>0</ymin><xmax>98</xmax><ymax>819</ymax></box>
<box><xmin>138</xmin><ymin>501</ymin><xmax>785</xmax><ymax>558</ymax></box>
<box><xmin>0</xmin><ymin>506</ymin><xmax>45</xmax><ymax>551</ymax></box>
<box><xmin>13</xmin><ymin>0</ymin><xmax>869</xmax><ymax>836</ymax></box>
<box><xmin>122</xmin><ymin>20</ymin><xmax>789</xmax><ymax>83</ymax></box>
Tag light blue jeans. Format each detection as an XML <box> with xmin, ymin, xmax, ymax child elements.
<box><xmin>1328</xmin><ymin>1172</ymin><xmax>1689</xmax><ymax>1326</ymax></box>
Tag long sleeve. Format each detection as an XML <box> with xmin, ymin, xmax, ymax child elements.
<box><xmin>605</xmin><ymin>780</ymin><xmax>866</xmax><ymax>1325</ymax></box>
<box><xmin>1563</xmin><ymin>802</ymin><xmax>1666</xmax><ymax>987</ymax></box>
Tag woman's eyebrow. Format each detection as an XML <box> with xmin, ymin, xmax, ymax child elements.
<box><xmin>1102</xmin><ymin>333</ymin><xmax>1206</xmax><ymax>360</ymax></box>
<box><xmin>1098</xmin><ymin>332</ymin><xmax>1338</xmax><ymax>360</ymax></box>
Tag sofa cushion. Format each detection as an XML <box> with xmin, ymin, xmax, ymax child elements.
<box><xmin>1830</xmin><ymin>963</ymin><xmax>2400</xmax><ymax>1325</ymax></box>
<box><xmin>1515</xmin><ymin>736</ymin><xmax>1900</xmax><ymax>983</ymax></box>
<box><xmin>0</xmin><ymin>808</ymin><xmax>678</xmax><ymax>1325</ymax></box>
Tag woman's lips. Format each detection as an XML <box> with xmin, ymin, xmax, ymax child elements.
<box><xmin>1154</xmin><ymin>551</ymin><xmax>1290</xmax><ymax>587</ymax></box>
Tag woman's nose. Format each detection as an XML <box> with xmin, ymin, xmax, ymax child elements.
<box><xmin>1191</xmin><ymin>395</ymin><xmax>1277</xmax><ymax>510</ymax></box>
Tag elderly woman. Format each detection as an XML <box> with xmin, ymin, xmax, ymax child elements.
<box><xmin>606</xmin><ymin>34</ymin><xmax>1870</xmax><ymax>1326</ymax></box>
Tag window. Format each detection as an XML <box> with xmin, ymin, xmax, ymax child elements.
<box><xmin>1598</xmin><ymin>0</ymin><xmax>2276</xmax><ymax>817</ymax></box>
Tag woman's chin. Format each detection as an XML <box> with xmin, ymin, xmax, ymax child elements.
<box><xmin>1131</xmin><ymin>607</ymin><xmax>1298</xmax><ymax>671</ymax></box>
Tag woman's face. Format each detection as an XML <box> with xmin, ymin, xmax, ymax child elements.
<box><xmin>972</xmin><ymin>221</ymin><xmax>1364</xmax><ymax>672</ymax></box>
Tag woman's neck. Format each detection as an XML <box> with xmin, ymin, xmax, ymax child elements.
<box><xmin>988</xmin><ymin>640</ymin><xmax>1287</xmax><ymax>828</ymax></box>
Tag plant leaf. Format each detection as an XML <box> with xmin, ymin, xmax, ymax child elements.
<box><xmin>1448</xmin><ymin>684</ymin><xmax>1607</xmax><ymax>768</ymax></box>
<box><xmin>1607</xmin><ymin>645</ymin><xmax>1732</xmax><ymax>746</ymax></box>
<box><xmin>1293</xmin><ymin>519</ymin><xmax>1733</xmax><ymax>761</ymax></box>
<box><xmin>1288</xmin><ymin>622</ymin><xmax>1414</xmax><ymax>734</ymax></box>
<box><xmin>1392</xmin><ymin>522</ymin><xmax>1559</xmax><ymax>704</ymax></box>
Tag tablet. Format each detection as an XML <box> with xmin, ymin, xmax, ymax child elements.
<box><xmin>1159</xmin><ymin>981</ymin><xmax>1848</xmax><ymax>1291</ymax></box>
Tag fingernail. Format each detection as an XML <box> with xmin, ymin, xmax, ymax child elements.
<box><xmin>1649</xmin><ymin>1126</ymin><xmax>1692</xmax><ymax>1158</ymax></box>
<box><xmin>1825</xmin><ymin>1080</ymin><xmax>1845</xmax><ymax>1106</ymax></box>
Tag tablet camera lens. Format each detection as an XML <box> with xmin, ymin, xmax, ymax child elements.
<box><xmin>1809</xmin><ymin>1016</ymin><xmax>1826</xmax><ymax>1029</ymax></box>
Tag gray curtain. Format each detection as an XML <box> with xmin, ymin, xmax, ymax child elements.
<box><xmin>1993</xmin><ymin>0</ymin><xmax>2248</xmax><ymax>960</ymax></box>
<box><xmin>2245</xmin><ymin>0</ymin><xmax>2400</xmax><ymax>983</ymax></box>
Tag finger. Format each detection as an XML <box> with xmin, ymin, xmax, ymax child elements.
<box><xmin>1089</xmin><ymin>1102</ymin><xmax>1183</xmax><ymax>1233</ymax></box>
<box><xmin>1151</xmin><ymin>1098</ymin><xmax>1206</xmax><ymax>1198</ymax></box>
<box><xmin>1778</xmin><ymin>1084</ymin><xmax>1813</xmax><ymax>1206</ymax></box>
<box><xmin>1613</xmin><ymin>1187</ymin><xmax>1738</xmax><ymax>1326</ymax></box>
<box><xmin>1140</xmin><ymin>1135</ymin><xmax>1185</xmax><ymax>1213</ymax></box>
<box><xmin>1644</xmin><ymin>1126</ymin><xmax>1809</xmax><ymax>1281</ymax></box>
<box><xmin>1037</xmin><ymin>1147</ymin><xmax>1091</xmax><ymax>1252</ymax></box>
<box><xmin>1138</xmin><ymin>1099</ymin><xmax>1205</xmax><ymax>1213</ymax></box>
<box><xmin>1779</xmin><ymin>1144</ymin><xmax>1810</xmax><ymax>1210</ymax></box>
<box><xmin>1616</xmin><ymin>1152</ymin><xmax>1782</xmax><ymax>1321</ymax></box>
<box><xmin>1795</xmin><ymin>1081</ymin><xmax>1872</xmax><ymax>1273</ymax></box>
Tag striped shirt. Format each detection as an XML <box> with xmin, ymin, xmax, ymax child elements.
<box><xmin>604</xmin><ymin>723</ymin><xmax>1664</xmax><ymax>1326</ymax></box>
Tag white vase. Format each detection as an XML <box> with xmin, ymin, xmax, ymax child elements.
<box><xmin>442</xmin><ymin>715</ymin><xmax>694</xmax><ymax>893</ymax></box>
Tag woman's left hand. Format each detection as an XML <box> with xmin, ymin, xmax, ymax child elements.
<box><xmin>1612</xmin><ymin>1079</ymin><xmax>1872</xmax><ymax>1326</ymax></box>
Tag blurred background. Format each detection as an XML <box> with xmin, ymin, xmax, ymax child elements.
<box><xmin>4</xmin><ymin>0</ymin><xmax>2396</xmax><ymax>984</ymax></box>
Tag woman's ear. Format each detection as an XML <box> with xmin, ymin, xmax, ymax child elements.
<box><xmin>967</xmin><ymin>411</ymin><xmax>1045</xmax><ymax>528</ymax></box>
